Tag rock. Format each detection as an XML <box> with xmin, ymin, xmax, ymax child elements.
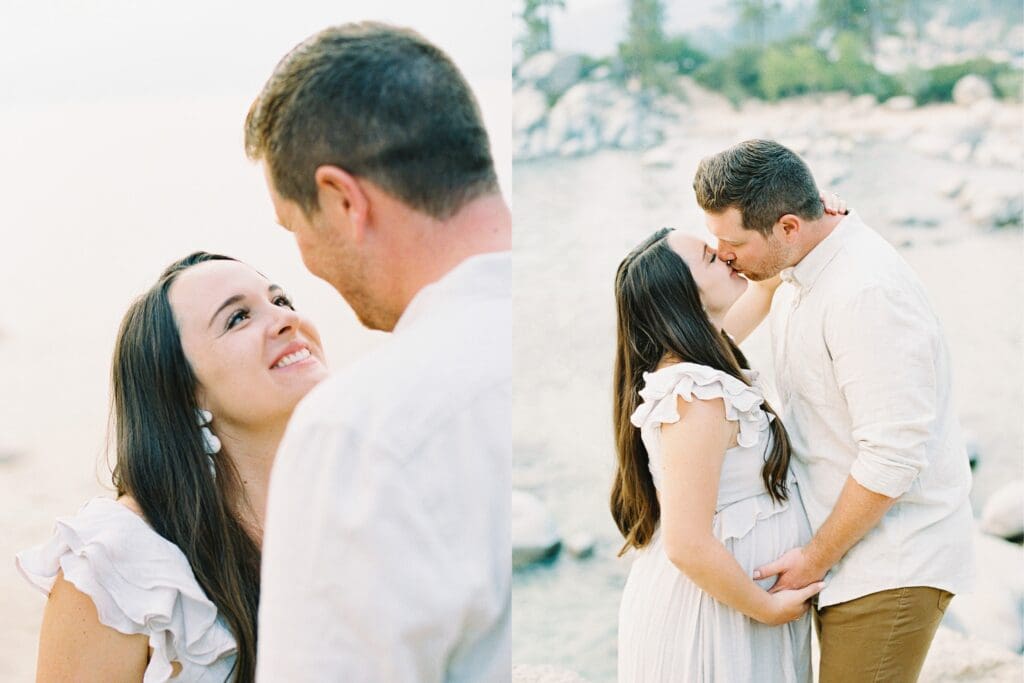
<box><xmin>851</xmin><ymin>94</ymin><xmax>877</xmax><ymax>112</ymax></box>
<box><xmin>675</xmin><ymin>75</ymin><xmax>733</xmax><ymax>111</ymax></box>
<box><xmin>564</xmin><ymin>533</ymin><xmax>596</xmax><ymax>559</ymax></box>
<box><xmin>953</xmin><ymin>74</ymin><xmax>995</xmax><ymax>107</ymax></box>
<box><xmin>544</xmin><ymin>79</ymin><xmax>616</xmax><ymax>154</ymax></box>
<box><xmin>980</xmin><ymin>480</ymin><xmax>1024</xmax><ymax>542</ymax></box>
<box><xmin>514</xmin><ymin>86</ymin><xmax>549</xmax><ymax>137</ymax></box>
<box><xmin>884</xmin><ymin>95</ymin><xmax>917</xmax><ymax>111</ymax></box>
<box><xmin>949</xmin><ymin>141</ymin><xmax>974</xmax><ymax>163</ymax></box>
<box><xmin>920</xmin><ymin>627</ymin><xmax>1024</xmax><ymax>682</ymax></box>
<box><xmin>512</xmin><ymin>490</ymin><xmax>560</xmax><ymax>568</ymax></box>
<box><xmin>517</xmin><ymin>52</ymin><xmax>585</xmax><ymax>101</ymax></box>
<box><xmin>891</xmin><ymin>207</ymin><xmax>942</xmax><ymax>228</ymax></box>
<box><xmin>939</xmin><ymin>176</ymin><xmax>967</xmax><ymax>200</ymax></box>
<box><xmin>963</xmin><ymin>429</ymin><xmax>981</xmax><ymax>469</ymax></box>
<box><xmin>941</xmin><ymin>531</ymin><xmax>1024</xmax><ymax>653</ymax></box>
<box><xmin>512</xmin><ymin>664</ymin><xmax>590</xmax><ymax>683</ymax></box>
<box><xmin>641</xmin><ymin>145</ymin><xmax>677</xmax><ymax>168</ymax></box>
<box><xmin>959</xmin><ymin>179</ymin><xmax>1024</xmax><ymax>228</ymax></box>
<box><xmin>909</xmin><ymin>133</ymin><xmax>953</xmax><ymax>159</ymax></box>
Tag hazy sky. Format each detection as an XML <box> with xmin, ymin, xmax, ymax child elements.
<box><xmin>0</xmin><ymin>0</ymin><xmax>510</xmax><ymax>105</ymax></box>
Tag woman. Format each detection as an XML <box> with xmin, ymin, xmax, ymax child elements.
<box><xmin>17</xmin><ymin>252</ymin><xmax>329</xmax><ymax>682</ymax></box>
<box><xmin>612</xmin><ymin>228</ymin><xmax>825</xmax><ymax>682</ymax></box>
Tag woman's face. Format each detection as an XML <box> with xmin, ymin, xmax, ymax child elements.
<box><xmin>667</xmin><ymin>231</ymin><xmax>748</xmax><ymax>317</ymax></box>
<box><xmin>168</xmin><ymin>260</ymin><xmax>329</xmax><ymax>433</ymax></box>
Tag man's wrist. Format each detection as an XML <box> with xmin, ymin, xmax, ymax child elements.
<box><xmin>801</xmin><ymin>543</ymin><xmax>833</xmax><ymax>578</ymax></box>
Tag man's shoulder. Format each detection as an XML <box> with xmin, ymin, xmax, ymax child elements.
<box><xmin>289</xmin><ymin>315</ymin><xmax>509</xmax><ymax>441</ymax></box>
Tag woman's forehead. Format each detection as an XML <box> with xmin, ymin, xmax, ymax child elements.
<box><xmin>667</xmin><ymin>231</ymin><xmax>705</xmax><ymax>263</ymax></box>
<box><xmin>168</xmin><ymin>260</ymin><xmax>270</xmax><ymax>320</ymax></box>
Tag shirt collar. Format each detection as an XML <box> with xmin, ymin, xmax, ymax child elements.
<box><xmin>779</xmin><ymin>211</ymin><xmax>856</xmax><ymax>290</ymax></box>
<box><xmin>393</xmin><ymin>250</ymin><xmax>511</xmax><ymax>334</ymax></box>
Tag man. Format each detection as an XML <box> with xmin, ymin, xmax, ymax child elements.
<box><xmin>245</xmin><ymin>23</ymin><xmax>510</xmax><ymax>682</ymax></box>
<box><xmin>693</xmin><ymin>139</ymin><xmax>974</xmax><ymax>682</ymax></box>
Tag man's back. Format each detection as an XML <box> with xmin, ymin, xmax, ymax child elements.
<box><xmin>257</xmin><ymin>252</ymin><xmax>511</xmax><ymax>682</ymax></box>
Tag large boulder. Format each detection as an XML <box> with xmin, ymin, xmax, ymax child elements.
<box><xmin>941</xmin><ymin>531</ymin><xmax>1024</xmax><ymax>653</ymax></box>
<box><xmin>953</xmin><ymin>74</ymin><xmax>995</xmax><ymax>107</ymax></box>
<box><xmin>517</xmin><ymin>52</ymin><xmax>585</xmax><ymax>101</ymax></box>
<box><xmin>514</xmin><ymin>85</ymin><xmax>549</xmax><ymax>137</ymax></box>
<box><xmin>512</xmin><ymin>489</ymin><xmax>560</xmax><ymax>568</ymax></box>
<box><xmin>512</xmin><ymin>665</ymin><xmax>589</xmax><ymax>683</ymax></box>
<box><xmin>544</xmin><ymin>80</ymin><xmax>617</xmax><ymax>155</ymax></box>
<box><xmin>920</xmin><ymin>627</ymin><xmax>1024</xmax><ymax>682</ymax></box>
<box><xmin>981</xmin><ymin>480</ymin><xmax>1024</xmax><ymax>541</ymax></box>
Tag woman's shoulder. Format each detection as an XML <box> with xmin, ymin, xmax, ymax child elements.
<box><xmin>630</xmin><ymin>362</ymin><xmax>770</xmax><ymax>447</ymax></box>
<box><xmin>17</xmin><ymin>496</ymin><xmax>197</xmax><ymax>600</ymax></box>
<box><xmin>16</xmin><ymin>496</ymin><xmax>237</xmax><ymax>674</ymax></box>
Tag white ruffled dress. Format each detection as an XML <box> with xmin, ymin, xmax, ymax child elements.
<box><xmin>16</xmin><ymin>497</ymin><xmax>237</xmax><ymax>682</ymax></box>
<box><xmin>618</xmin><ymin>363</ymin><xmax>813</xmax><ymax>683</ymax></box>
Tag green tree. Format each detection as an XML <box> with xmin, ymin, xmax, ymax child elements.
<box><xmin>520</xmin><ymin>0</ymin><xmax>565</xmax><ymax>58</ymax></box>
<box><xmin>815</xmin><ymin>0</ymin><xmax>935</xmax><ymax>53</ymax></box>
<box><xmin>731</xmin><ymin>0</ymin><xmax>782</xmax><ymax>47</ymax></box>
<box><xmin>619</xmin><ymin>0</ymin><xmax>669</xmax><ymax>90</ymax></box>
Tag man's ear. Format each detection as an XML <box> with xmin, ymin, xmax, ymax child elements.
<box><xmin>314</xmin><ymin>165</ymin><xmax>370</xmax><ymax>241</ymax></box>
<box><xmin>775</xmin><ymin>214</ymin><xmax>802</xmax><ymax>243</ymax></box>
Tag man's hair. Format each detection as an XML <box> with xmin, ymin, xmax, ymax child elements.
<box><xmin>693</xmin><ymin>139</ymin><xmax>823</xmax><ymax>236</ymax></box>
<box><xmin>245</xmin><ymin>22</ymin><xmax>499</xmax><ymax>221</ymax></box>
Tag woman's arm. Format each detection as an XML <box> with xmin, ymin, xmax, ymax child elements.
<box><xmin>36</xmin><ymin>570</ymin><xmax>149</xmax><ymax>683</ymax></box>
<box><xmin>722</xmin><ymin>276</ymin><xmax>782</xmax><ymax>344</ymax></box>
<box><xmin>658</xmin><ymin>396</ymin><xmax>823</xmax><ymax>625</ymax></box>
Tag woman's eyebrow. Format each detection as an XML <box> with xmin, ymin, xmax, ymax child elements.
<box><xmin>208</xmin><ymin>285</ymin><xmax>284</xmax><ymax>328</ymax></box>
<box><xmin>209</xmin><ymin>295</ymin><xmax>245</xmax><ymax>328</ymax></box>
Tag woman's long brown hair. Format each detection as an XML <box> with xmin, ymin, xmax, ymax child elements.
<box><xmin>110</xmin><ymin>252</ymin><xmax>260</xmax><ymax>681</ymax></box>
<box><xmin>611</xmin><ymin>229</ymin><xmax>792</xmax><ymax>555</ymax></box>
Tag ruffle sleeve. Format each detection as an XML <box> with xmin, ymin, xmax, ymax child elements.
<box><xmin>15</xmin><ymin>498</ymin><xmax>236</xmax><ymax>683</ymax></box>
<box><xmin>629</xmin><ymin>362</ymin><xmax>773</xmax><ymax>448</ymax></box>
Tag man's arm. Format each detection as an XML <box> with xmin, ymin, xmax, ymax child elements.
<box><xmin>756</xmin><ymin>284</ymin><xmax>936</xmax><ymax>590</ymax></box>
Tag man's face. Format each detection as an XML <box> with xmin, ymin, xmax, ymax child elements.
<box><xmin>262</xmin><ymin>164</ymin><xmax>390</xmax><ymax>331</ymax></box>
<box><xmin>704</xmin><ymin>207</ymin><xmax>790</xmax><ymax>282</ymax></box>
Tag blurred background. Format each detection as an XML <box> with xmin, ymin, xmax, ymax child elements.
<box><xmin>511</xmin><ymin>1</ymin><xmax>1023</xmax><ymax>681</ymax></box>
<box><xmin>0</xmin><ymin>2</ymin><xmax>510</xmax><ymax>679</ymax></box>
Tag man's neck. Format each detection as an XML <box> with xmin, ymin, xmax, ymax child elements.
<box><xmin>389</xmin><ymin>193</ymin><xmax>511</xmax><ymax>321</ymax></box>
<box><xmin>792</xmin><ymin>212</ymin><xmax>844</xmax><ymax>266</ymax></box>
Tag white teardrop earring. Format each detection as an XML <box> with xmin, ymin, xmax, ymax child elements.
<box><xmin>195</xmin><ymin>409</ymin><xmax>221</xmax><ymax>476</ymax></box>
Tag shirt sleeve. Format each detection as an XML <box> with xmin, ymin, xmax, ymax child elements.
<box><xmin>825</xmin><ymin>284</ymin><xmax>938</xmax><ymax>498</ymax></box>
<box><xmin>256</xmin><ymin>419</ymin><xmax>463</xmax><ymax>683</ymax></box>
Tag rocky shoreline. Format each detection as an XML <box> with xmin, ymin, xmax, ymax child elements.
<box><xmin>514</xmin><ymin>50</ymin><xmax>1022</xmax><ymax>235</ymax></box>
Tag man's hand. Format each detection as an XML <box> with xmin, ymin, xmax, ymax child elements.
<box><xmin>754</xmin><ymin>546</ymin><xmax>828</xmax><ymax>594</ymax></box>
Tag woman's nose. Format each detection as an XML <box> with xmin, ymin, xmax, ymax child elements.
<box><xmin>271</xmin><ymin>306</ymin><xmax>299</xmax><ymax>336</ymax></box>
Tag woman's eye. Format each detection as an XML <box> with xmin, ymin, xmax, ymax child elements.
<box><xmin>273</xmin><ymin>295</ymin><xmax>295</xmax><ymax>310</ymax></box>
<box><xmin>710</xmin><ymin>252</ymin><xmax>717</xmax><ymax>264</ymax></box>
<box><xmin>226</xmin><ymin>308</ymin><xmax>250</xmax><ymax>329</ymax></box>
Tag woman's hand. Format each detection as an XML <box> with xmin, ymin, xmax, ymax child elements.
<box><xmin>756</xmin><ymin>581</ymin><xmax>826</xmax><ymax>626</ymax></box>
<box><xmin>820</xmin><ymin>191</ymin><xmax>848</xmax><ymax>216</ymax></box>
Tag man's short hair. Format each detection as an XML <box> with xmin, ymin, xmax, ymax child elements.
<box><xmin>245</xmin><ymin>22</ymin><xmax>499</xmax><ymax>221</ymax></box>
<box><xmin>693</xmin><ymin>139</ymin><xmax>823</xmax><ymax>236</ymax></box>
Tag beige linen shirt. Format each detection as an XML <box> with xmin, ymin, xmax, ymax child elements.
<box><xmin>770</xmin><ymin>211</ymin><xmax>974</xmax><ymax>607</ymax></box>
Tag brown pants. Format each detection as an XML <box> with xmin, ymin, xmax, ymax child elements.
<box><xmin>815</xmin><ymin>586</ymin><xmax>953</xmax><ymax>683</ymax></box>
